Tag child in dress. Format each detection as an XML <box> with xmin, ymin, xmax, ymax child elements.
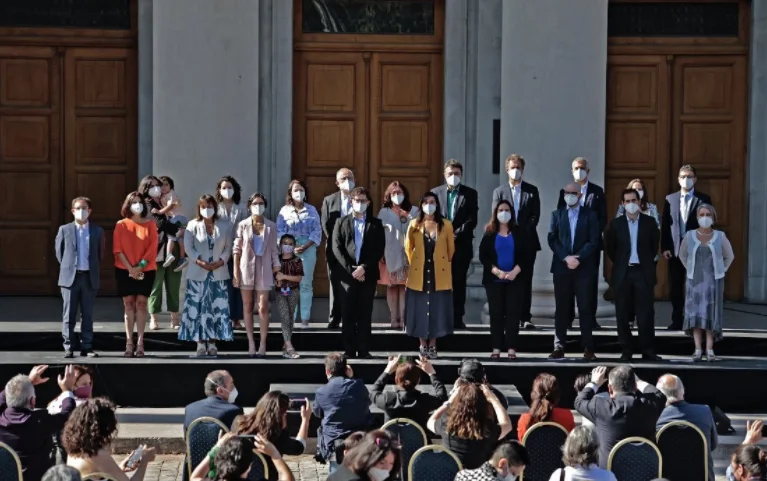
<box><xmin>275</xmin><ymin>234</ymin><xmax>304</xmax><ymax>359</ymax></box>
<box><xmin>156</xmin><ymin>176</ymin><xmax>188</xmax><ymax>271</ymax></box>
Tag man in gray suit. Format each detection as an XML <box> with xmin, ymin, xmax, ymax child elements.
<box><xmin>55</xmin><ymin>197</ymin><xmax>105</xmax><ymax>358</ymax></box>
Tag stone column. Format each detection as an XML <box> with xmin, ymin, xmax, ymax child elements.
<box><xmin>498</xmin><ymin>0</ymin><xmax>613</xmax><ymax>321</ymax></box>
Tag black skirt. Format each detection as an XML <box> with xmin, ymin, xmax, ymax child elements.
<box><xmin>115</xmin><ymin>267</ymin><xmax>156</xmax><ymax>297</ymax></box>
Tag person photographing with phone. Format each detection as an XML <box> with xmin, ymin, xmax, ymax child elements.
<box><xmin>190</xmin><ymin>433</ymin><xmax>295</xmax><ymax>481</ymax></box>
<box><xmin>369</xmin><ymin>355</ymin><xmax>448</xmax><ymax>430</ymax></box>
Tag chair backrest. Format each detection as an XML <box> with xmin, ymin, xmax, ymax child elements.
<box><xmin>82</xmin><ymin>473</ymin><xmax>119</xmax><ymax>481</ymax></box>
<box><xmin>520</xmin><ymin>422</ymin><xmax>569</xmax><ymax>481</ymax></box>
<box><xmin>382</xmin><ymin>417</ymin><xmax>429</xmax><ymax>480</ymax></box>
<box><xmin>408</xmin><ymin>445</ymin><xmax>462</xmax><ymax>481</ymax></box>
<box><xmin>657</xmin><ymin>420</ymin><xmax>708</xmax><ymax>481</ymax></box>
<box><xmin>0</xmin><ymin>442</ymin><xmax>22</xmax><ymax>481</ymax></box>
<box><xmin>607</xmin><ymin>436</ymin><xmax>662</xmax><ymax>481</ymax></box>
<box><xmin>246</xmin><ymin>450</ymin><xmax>270</xmax><ymax>481</ymax></box>
<box><xmin>186</xmin><ymin>416</ymin><xmax>231</xmax><ymax>477</ymax></box>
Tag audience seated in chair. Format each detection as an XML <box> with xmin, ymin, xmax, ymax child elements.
<box><xmin>42</xmin><ymin>465</ymin><xmax>82</xmax><ymax>481</ymax></box>
<box><xmin>327</xmin><ymin>430</ymin><xmax>400</xmax><ymax>481</ymax></box>
<box><xmin>190</xmin><ymin>433</ymin><xmax>294</xmax><ymax>481</ymax></box>
<box><xmin>517</xmin><ymin>373</ymin><xmax>575</xmax><ymax>441</ymax></box>
<box><xmin>728</xmin><ymin>444</ymin><xmax>767</xmax><ymax>481</ymax></box>
<box><xmin>184</xmin><ymin>370</ymin><xmax>243</xmax><ymax>435</ymax></box>
<box><xmin>549</xmin><ymin>426</ymin><xmax>616</xmax><ymax>481</ymax></box>
<box><xmin>456</xmin><ymin>359</ymin><xmax>509</xmax><ymax>410</ymax></box>
<box><xmin>454</xmin><ymin>441</ymin><xmax>528</xmax><ymax>481</ymax></box>
<box><xmin>48</xmin><ymin>365</ymin><xmax>95</xmax><ymax>464</ymax></box>
<box><xmin>64</xmin><ymin>397</ymin><xmax>156</xmax><ymax>481</ymax></box>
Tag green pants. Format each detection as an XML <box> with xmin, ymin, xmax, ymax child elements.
<box><xmin>149</xmin><ymin>263</ymin><xmax>182</xmax><ymax>313</ymax></box>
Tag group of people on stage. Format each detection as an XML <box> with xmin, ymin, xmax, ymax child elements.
<box><xmin>54</xmin><ymin>155</ymin><xmax>734</xmax><ymax>361</ymax></box>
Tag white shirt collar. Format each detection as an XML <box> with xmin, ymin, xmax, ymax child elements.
<box><xmin>75</xmin><ymin>221</ymin><xmax>89</xmax><ymax>231</ymax></box>
<box><xmin>580</xmin><ymin>182</ymin><xmax>589</xmax><ymax>194</ymax></box>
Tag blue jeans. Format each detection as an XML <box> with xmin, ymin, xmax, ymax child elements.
<box><xmin>328</xmin><ymin>461</ymin><xmax>339</xmax><ymax>474</ymax></box>
<box><xmin>295</xmin><ymin>239</ymin><xmax>317</xmax><ymax>322</ymax></box>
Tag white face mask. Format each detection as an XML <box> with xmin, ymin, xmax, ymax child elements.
<box><xmin>367</xmin><ymin>467</ymin><xmax>390</xmax><ymax>481</ymax></box>
<box><xmin>281</xmin><ymin>245</ymin><xmax>294</xmax><ymax>254</ymax></box>
<box><xmin>497</xmin><ymin>211</ymin><xmax>512</xmax><ymax>224</ymax></box>
<box><xmin>220</xmin><ymin>188</ymin><xmax>234</xmax><ymax>200</ymax></box>
<box><xmin>422</xmin><ymin>204</ymin><xmax>436</xmax><ymax>215</ymax></box>
<box><xmin>200</xmin><ymin>208</ymin><xmax>214</xmax><ymax>219</ymax></box>
<box><xmin>564</xmin><ymin>194</ymin><xmax>579</xmax><ymax>207</ymax></box>
<box><xmin>508</xmin><ymin>168</ymin><xmax>522</xmax><ymax>181</ymax></box>
<box><xmin>499</xmin><ymin>472</ymin><xmax>518</xmax><ymax>481</ymax></box>
<box><xmin>573</xmin><ymin>168</ymin><xmax>588</xmax><ymax>182</ymax></box>
<box><xmin>679</xmin><ymin>177</ymin><xmax>694</xmax><ymax>190</ymax></box>
<box><xmin>446</xmin><ymin>174</ymin><xmax>461</xmax><ymax>187</ymax></box>
<box><xmin>391</xmin><ymin>194</ymin><xmax>404</xmax><ymax>206</ymax></box>
<box><xmin>352</xmin><ymin>201</ymin><xmax>367</xmax><ymax>214</ymax></box>
<box><xmin>636</xmin><ymin>189</ymin><xmax>644</xmax><ymax>199</ymax></box>
<box><xmin>292</xmin><ymin>190</ymin><xmax>305</xmax><ymax>202</ymax></box>
<box><xmin>73</xmin><ymin>209</ymin><xmax>89</xmax><ymax>222</ymax></box>
<box><xmin>624</xmin><ymin>203</ymin><xmax>640</xmax><ymax>215</ymax></box>
<box><xmin>251</xmin><ymin>204</ymin><xmax>265</xmax><ymax>216</ymax></box>
<box><xmin>149</xmin><ymin>186</ymin><xmax>162</xmax><ymax>198</ymax></box>
<box><xmin>698</xmin><ymin>216</ymin><xmax>714</xmax><ymax>228</ymax></box>
<box><xmin>339</xmin><ymin>179</ymin><xmax>354</xmax><ymax>192</ymax></box>
<box><xmin>130</xmin><ymin>203</ymin><xmax>144</xmax><ymax>215</ymax></box>
<box><xmin>226</xmin><ymin>386</ymin><xmax>238</xmax><ymax>404</ymax></box>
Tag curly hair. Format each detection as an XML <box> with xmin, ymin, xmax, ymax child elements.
<box><xmin>446</xmin><ymin>383</ymin><xmax>493</xmax><ymax>440</ymax></box>
<box><xmin>62</xmin><ymin>397</ymin><xmax>118</xmax><ymax>457</ymax></box>
<box><xmin>214</xmin><ymin>437</ymin><xmax>254</xmax><ymax>481</ymax></box>
<box><xmin>215</xmin><ymin>175</ymin><xmax>242</xmax><ymax>205</ymax></box>
<box><xmin>233</xmin><ymin>391</ymin><xmax>287</xmax><ymax>442</ymax></box>
<box><xmin>528</xmin><ymin>373</ymin><xmax>560</xmax><ymax>425</ymax></box>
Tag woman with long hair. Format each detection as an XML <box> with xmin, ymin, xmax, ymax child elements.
<box><xmin>328</xmin><ymin>430</ymin><xmax>401</xmax><ymax>481</ymax></box>
<box><xmin>49</xmin><ymin>365</ymin><xmax>94</xmax><ymax>463</ymax></box>
<box><xmin>549</xmin><ymin>426</ymin><xmax>616</xmax><ymax>481</ymax></box>
<box><xmin>516</xmin><ymin>373</ymin><xmax>575</xmax><ymax>441</ymax></box>
<box><xmin>215</xmin><ymin>176</ymin><xmax>248</xmax><ymax>330</ymax></box>
<box><xmin>615</xmin><ymin>178</ymin><xmax>660</xmax><ymax>227</ymax></box>
<box><xmin>377</xmin><ymin>181</ymin><xmax>419</xmax><ymax>329</ymax></box>
<box><xmin>403</xmin><ymin>191</ymin><xmax>455</xmax><ymax>358</ymax></box>
<box><xmin>729</xmin><ymin>444</ymin><xmax>767</xmax><ymax>481</ymax></box>
<box><xmin>189</xmin><ymin>434</ymin><xmax>294</xmax><ymax>481</ymax></box>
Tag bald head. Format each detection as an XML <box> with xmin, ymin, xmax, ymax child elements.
<box><xmin>563</xmin><ymin>183</ymin><xmax>582</xmax><ymax>207</ymax></box>
<box><xmin>656</xmin><ymin>374</ymin><xmax>684</xmax><ymax>403</ymax></box>
<box><xmin>335</xmin><ymin>168</ymin><xmax>355</xmax><ymax>193</ymax></box>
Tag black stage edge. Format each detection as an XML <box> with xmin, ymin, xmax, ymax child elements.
<box><xmin>5</xmin><ymin>352</ymin><xmax>767</xmax><ymax>412</ymax></box>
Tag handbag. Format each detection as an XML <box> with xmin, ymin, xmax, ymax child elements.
<box><xmin>710</xmin><ymin>405</ymin><xmax>736</xmax><ymax>435</ymax></box>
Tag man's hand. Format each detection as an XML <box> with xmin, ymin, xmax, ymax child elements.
<box><xmin>590</xmin><ymin>366</ymin><xmax>608</xmax><ymax>386</ymax></box>
<box><xmin>58</xmin><ymin>365</ymin><xmax>76</xmax><ymax>391</ymax></box>
<box><xmin>385</xmin><ymin>355</ymin><xmax>400</xmax><ymax>374</ymax></box>
<box><xmin>352</xmin><ymin>266</ymin><xmax>365</xmax><ymax>281</ymax></box>
<box><xmin>662</xmin><ymin>250</ymin><xmax>672</xmax><ymax>260</ymax></box>
<box><xmin>565</xmin><ymin>255</ymin><xmax>580</xmax><ymax>270</ymax></box>
<box><xmin>744</xmin><ymin>420</ymin><xmax>764</xmax><ymax>445</ymax></box>
<box><xmin>29</xmin><ymin>365</ymin><xmax>49</xmax><ymax>386</ymax></box>
<box><xmin>416</xmin><ymin>357</ymin><xmax>436</xmax><ymax>376</ymax></box>
<box><xmin>300</xmin><ymin>398</ymin><xmax>312</xmax><ymax>422</ymax></box>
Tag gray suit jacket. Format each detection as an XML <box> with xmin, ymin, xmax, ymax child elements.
<box><xmin>657</xmin><ymin>400</ymin><xmax>718</xmax><ymax>481</ymax></box>
<box><xmin>55</xmin><ymin>222</ymin><xmax>105</xmax><ymax>289</ymax></box>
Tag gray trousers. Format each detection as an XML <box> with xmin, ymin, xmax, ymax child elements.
<box><xmin>61</xmin><ymin>272</ymin><xmax>96</xmax><ymax>351</ymax></box>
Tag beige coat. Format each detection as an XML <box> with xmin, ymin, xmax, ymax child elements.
<box><xmin>233</xmin><ymin>217</ymin><xmax>280</xmax><ymax>287</ymax></box>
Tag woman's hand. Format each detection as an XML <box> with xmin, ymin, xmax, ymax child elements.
<box><xmin>300</xmin><ymin>398</ymin><xmax>312</xmax><ymax>422</ymax></box>
<box><xmin>294</xmin><ymin>245</ymin><xmax>305</xmax><ymax>255</ymax></box>
<box><xmin>504</xmin><ymin>267</ymin><xmax>520</xmax><ymax>281</ymax></box>
<box><xmin>744</xmin><ymin>420</ymin><xmax>764</xmax><ymax>444</ymax></box>
<box><xmin>232</xmin><ymin>270</ymin><xmax>241</xmax><ymax>287</ymax></box>
<box><xmin>139</xmin><ymin>446</ymin><xmax>157</xmax><ymax>465</ymax></box>
<box><xmin>385</xmin><ymin>355</ymin><xmax>400</xmax><ymax>374</ymax></box>
<box><xmin>275</xmin><ymin>272</ymin><xmax>286</xmax><ymax>281</ymax></box>
<box><xmin>416</xmin><ymin>357</ymin><xmax>436</xmax><ymax>376</ymax></box>
<box><xmin>215</xmin><ymin>432</ymin><xmax>235</xmax><ymax>448</ymax></box>
<box><xmin>480</xmin><ymin>383</ymin><xmax>499</xmax><ymax>403</ymax></box>
<box><xmin>254</xmin><ymin>434</ymin><xmax>282</xmax><ymax>460</ymax></box>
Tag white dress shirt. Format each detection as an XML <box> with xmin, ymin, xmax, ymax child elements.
<box><xmin>509</xmin><ymin>181</ymin><xmax>521</xmax><ymax>221</ymax></box>
<box><xmin>680</xmin><ymin>188</ymin><xmax>694</xmax><ymax>238</ymax></box>
<box><xmin>75</xmin><ymin>222</ymin><xmax>90</xmax><ymax>271</ymax></box>
<box><xmin>579</xmin><ymin>182</ymin><xmax>589</xmax><ymax>207</ymax></box>
<box><xmin>627</xmin><ymin>214</ymin><xmax>640</xmax><ymax>264</ymax></box>
<box><xmin>341</xmin><ymin>192</ymin><xmax>351</xmax><ymax>216</ymax></box>
<box><xmin>568</xmin><ymin>206</ymin><xmax>580</xmax><ymax>251</ymax></box>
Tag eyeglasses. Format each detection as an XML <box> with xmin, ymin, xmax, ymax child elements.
<box><xmin>564</xmin><ymin>191</ymin><xmax>579</xmax><ymax>195</ymax></box>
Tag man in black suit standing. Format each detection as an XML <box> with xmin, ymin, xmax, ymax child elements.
<box><xmin>605</xmin><ymin>189</ymin><xmax>661</xmax><ymax>361</ymax></box>
<box><xmin>432</xmin><ymin>159</ymin><xmax>478</xmax><ymax>329</ymax></box>
<box><xmin>661</xmin><ymin>164</ymin><xmax>712</xmax><ymax>330</ymax></box>
<box><xmin>491</xmin><ymin>154</ymin><xmax>540</xmax><ymax>329</ymax></box>
<box><xmin>547</xmin><ymin>182</ymin><xmax>600</xmax><ymax>360</ymax></box>
<box><xmin>332</xmin><ymin>187</ymin><xmax>385</xmax><ymax>359</ymax></box>
<box><xmin>556</xmin><ymin>157</ymin><xmax>607</xmax><ymax>330</ymax></box>
<box><xmin>321</xmin><ymin>168</ymin><xmax>356</xmax><ymax>329</ymax></box>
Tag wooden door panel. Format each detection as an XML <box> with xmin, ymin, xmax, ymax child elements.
<box><xmin>0</xmin><ymin>46</ymin><xmax>61</xmax><ymax>295</ymax></box>
<box><xmin>605</xmin><ymin>55</ymin><xmax>670</xmax><ymax>298</ymax></box>
<box><xmin>672</xmin><ymin>55</ymin><xmax>747</xmax><ymax>300</ymax></box>
<box><xmin>64</xmin><ymin>48</ymin><xmax>137</xmax><ymax>296</ymax></box>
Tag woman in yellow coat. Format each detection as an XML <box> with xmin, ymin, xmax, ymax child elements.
<box><xmin>404</xmin><ymin>191</ymin><xmax>455</xmax><ymax>359</ymax></box>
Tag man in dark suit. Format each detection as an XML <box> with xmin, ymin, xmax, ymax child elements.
<box><xmin>575</xmin><ymin>366</ymin><xmax>666</xmax><ymax>468</ymax></box>
<box><xmin>182</xmin><ymin>370</ymin><xmax>243</xmax><ymax>435</ymax></box>
<box><xmin>0</xmin><ymin>365</ymin><xmax>77</xmax><ymax>481</ymax></box>
<box><xmin>547</xmin><ymin>183</ymin><xmax>600</xmax><ymax>360</ymax></box>
<box><xmin>55</xmin><ymin>197</ymin><xmax>105</xmax><ymax>358</ymax></box>
<box><xmin>661</xmin><ymin>164</ymin><xmax>712</xmax><ymax>330</ymax></box>
<box><xmin>605</xmin><ymin>188</ymin><xmax>661</xmax><ymax>361</ymax></box>
<box><xmin>656</xmin><ymin>374</ymin><xmax>718</xmax><ymax>481</ymax></box>
<box><xmin>492</xmin><ymin>154</ymin><xmax>541</xmax><ymax>330</ymax></box>
<box><xmin>432</xmin><ymin>159</ymin><xmax>478</xmax><ymax>329</ymax></box>
<box><xmin>556</xmin><ymin>157</ymin><xmax>607</xmax><ymax>330</ymax></box>
<box><xmin>331</xmin><ymin>187</ymin><xmax>385</xmax><ymax>358</ymax></box>
<box><xmin>321</xmin><ymin>168</ymin><xmax>356</xmax><ymax>329</ymax></box>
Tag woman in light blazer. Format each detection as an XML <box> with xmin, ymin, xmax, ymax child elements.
<box><xmin>216</xmin><ymin>175</ymin><xmax>249</xmax><ymax>330</ymax></box>
<box><xmin>178</xmin><ymin>195</ymin><xmax>232</xmax><ymax>357</ymax></box>
<box><xmin>233</xmin><ymin>192</ymin><xmax>281</xmax><ymax>358</ymax></box>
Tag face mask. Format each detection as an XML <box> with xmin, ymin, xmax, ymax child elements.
<box><xmin>367</xmin><ymin>467</ymin><xmax>390</xmax><ymax>481</ymax></box>
<box><xmin>200</xmin><ymin>208</ymin><xmax>214</xmax><ymax>219</ymax></box>
<box><xmin>573</xmin><ymin>168</ymin><xmax>588</xmax><ymax>182</ymax></box>
<box><xmin>624</xmin><ymin>203</ymin><xmax>640</xmax><ymax>215</ymax></box>
<box><xmin>508</xmin><ymin>168</ymin><xmax>522</xmax><ymax>181</ymax></box>
<box><xmin>391</xmin><ymin>194</ymin><xmax>404</xmax><ymax>206</ymax></box>
<box><xmin>74</xmin><ymin>385</ymin><xmax>92</xmax><ymax>399</ymax></box>
<box><xmin>226</xmin><ymin>386</ymin><xmax>238</xmax><ymax>404</ymax></box>
<box><xmin>339</xmin><ymin>179</ymin><xmax>354</xmax><ymax>192</ymax></box>
<box><xmin>282</xmin><ymin>245</ymin><xmax>294</xmax><ymax>254</ymax></box>
<box><xmin>499</xmin><ymin>473</ymin><xmax>517</xmax><ymax>481</ymax></box>
<box><xmin>698</xmin><ymin>216</ymin><xmax>714</xmax><ymax>228</ymax></box>
<box><xmin>149</xmin><ymin>186</ymin><xmax>162</xmax><ymax>198</ymax></box>
<box><xmin>251</xmin><ymin>205</ymin><xmax>265</xmax><ymax>216</ymax></box>
<box><xmin>352</xmin><ymin>201</ymin><xmax>367</xmax><ymax>214</ymax></box>
<box><xmin>292</xmin><ymin>190</ymin><xmax>305</xmax><ymax>202</ymax></box>
<box><xmin>130</xmin><ymin>203</ymin><xmax>144</xmax><ymax>215</ymax></box>
<box><xmin>220</xmin><ymin>188</ymin><xmax>234</xmax><ymax>200</ymax></box>
<box><xmin>679</xmin><ymin>177</ymin><xmax>694</xmax><ymax>190</ymax></box>
<box><xmin>564</xmin><ymin>194</ymin><xmax>579</xmax><ymax>207</ymax></box>
<box><xmin>636</xmin><ymin>189</ymin><xmax>644</xmax><ymax>199</ymax></box>
<box><xmin>422</xmin><ymin>204</ymin><xmax>436</xmax><ymax>215</ymax></box>
<box><xmin>497</xmin><ymin>211</ymin><xmax>512</xmax><ymax>224</ymax></box>
<box><xmin>73</xmin><ymin>209</ymin><xmax>89</xmax><ymax>222</ymax></box>
<box><xmin>446</xmin><ymin>174</ymin><xmax>461</xmax><ymax>187</ymax></box>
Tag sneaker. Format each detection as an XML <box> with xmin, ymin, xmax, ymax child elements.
<box><xmin>428</xmin><ymin>346</ymin><xmax>438</xmax><ymax>359</ymax></box>
<box><xmin>301</xmin><ymin>321</ymin><xmax>310</xmax><ymax>329</ymax></box>
<box><xmin>80</xmin><ymin>350</ymin><xmax>99</xmax><ymax>358</ymax></box>
<box><xmin>523</xmin><ymin>321</ymin><xmax>536</xmax><ymax>330</ymax></box>
<box><xmin>419</xmin><ymin>346</ymin><xmax>429</xmax><ymax>358</ymax></box>
<box><xmin>195</xmin><ymin>343</ymin><xmax>207</xmax><ymax>357</ymax></box>
<box><xmin>173</xmin><ymin>258</ymin><xmax>189</xmax><ymax>272</ymax></box>
<box><xmin>163</xmin><ymin>254</ymin><xmax>176</xmax><ymax>268</ymax></box>
<box><xmin>706</xmin><ymin>350</ymin><xmax>717</xmax><ymax>362</ymax></box>
<box><xmin>207</xmin><ymin>344</ymin><xmax>218</xmax><ymax>356</ymax></box>
<box><xmin>692</xmin><ymin>350</ymin><xmax>703</xmax><ymax>362</ymax></box>
<box><xmin>64</xmin><ymin>350</ymin><xmax>74</xmax><ymax>359</ymax></box>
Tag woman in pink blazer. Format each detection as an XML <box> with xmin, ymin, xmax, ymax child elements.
<box><xmin>233</xmin><ymin>193</ymin><xmax>281</xmax><ymax>357</ymax></box>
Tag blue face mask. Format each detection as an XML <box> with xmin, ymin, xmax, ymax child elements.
<box><xmin>726</xmin><ymin>465</ymin><xmax>737</xmax><ymax>481</ymax></box>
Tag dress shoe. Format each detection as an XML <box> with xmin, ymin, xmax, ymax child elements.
<box><xmin>64</xmin><ymin>350</ymin><xmax>74</xmax><ymax>359</ymax></box>
<box><xmin>666</xmin><ymin>323</ymin><xmax>682</xmax><ymax>330</ymax></box>
<box><xmin>548</xmin><ymin>348</ymin><xmax>565</xmax><ymax>360</ymax></box>
<box><xmin>327</xmin><ymin>320</ymin><xmax>341</xmax><ymax>330</ymax></box>
<box><xmin>642</xmin><ymin>353</ymin><xmax>662</xmax><ymax>361</ymax></box>
<box><xmin>583</xmin><ymin>349</ymin><xmax>597</xmax><ymax>360</ymax></box>
<box><xmin>619</xmin><ymin>352</ymin><xmax>633</xmax><ymax>362</ymax></box>
<box><xmin>80</xmin><ymin>350</ymin><xmax>99</xmax><ymax>358</ymax></box>
<box><xmin>455</xmin><ymin>320</ymin><xmax>467</xmax><ymax>329</ymax></box>
<box><xmin>343</xmin><ymin>351</ymin><xmax>356</xmax><ymax>360</ymax></box>
<box><xmin>593</xmin><ymin>322</ymin><xmax>602</xmax><ymax>330</ymax></box>
<box><xmin>523</xmin><ymin>321</ymin><xmax>536</xmax><ymax>330</ymax></box>
<box><xmin>357</xmin><ymin>352</ymin><xmax>373</xmax><ymax>360</ymax></box>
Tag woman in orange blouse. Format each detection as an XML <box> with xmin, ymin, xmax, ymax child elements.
<box><xmin>113</xmin><ymin>191</ymin><xmax>158</xmax><ymax>358</ymax></box>
<box><xmin>516</xmin><ymin>373</ymin><xmax>575</xmax><ymax>441</ymax></box>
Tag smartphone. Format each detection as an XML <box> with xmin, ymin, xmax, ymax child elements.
<box><xmin>288</xmin><ymin>398</ymin><xmax>305</xmax><ymax>410</ymax></box>
<box><xmin>399</xmin><ymin>355</ymin><xmax>415</xmax><ymax>364</ymax></box>
<box><xmin>125</xmin><ymin>445</ymin><xmax>143</xmax><ymax>470</ymax></box>
<box><xmin>762</xmin><ymin>424</ymin><xmax>767</xmax><ymax>437</ymax></box>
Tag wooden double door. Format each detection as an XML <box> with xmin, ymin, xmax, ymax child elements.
<box><xmin>606</xmin><ymin>54</ymin><xmax>747</xmax><ymax>300</ymax></box>
<box><xmin>0</xmin><ymin>46</ymin><xmax>136</xmax><ymax>295</ymax></box>
<box><xmin>293</xmin><ymin>50</ymin><xmax>443</xmax><ymax>295</ymax></box>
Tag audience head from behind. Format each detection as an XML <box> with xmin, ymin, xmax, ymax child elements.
<box><xmin>488</xmin><ymin>441</ymin><xmax>529</xmax><ymax>480</ymax></box>
<box><xmin>448</xmin><ymin>382</ymin><xmax>494</xmax><ymax>440</ymax></box>
<box><xmin>529</xmin><ymin>373</ymin><xmax>561</xmax><ymax>424</ymax></box>
<box><xmin>42</xmin><ymin>465</ymin><xmax>82</xmax><ymax>481</ymax></box>
<box><xmin>457</xmin><ymin>358</ymin><xmax>487</xmax><ymax>385</ymax></box>
<box><xmin>607</xmin><ymin>366</ymin><xmax>637</xmax><ymax>398</ymax></box>
<box><xmin>325</xmin><ymin>352</ymin><xmax>352</xmax><ymax>380</ymax></box>
<box><xmin>342</xmin><ymin>430</ymin><xmax>400</xmax><ymax>481</ymax></box>
<box><xmin>343</xmin><ymin>431</ymin><xmax>366</xmax><ymax>457</ymax></box>
<box><xmin>730</xmin><ymin>444</ymin><xmax>767</xmax><ymax>481</ymax></box>
<box><xmin>205</xmin><ymin>370</ymin><xmax>238</xmax><ymax>404</ymax></box>
<box><xmin>395</xmin><ymin>361</ymin><xmax>421</xmax><ymax>392</ymax></box>
<box><xmin>656</xmin><ymin>374</ymin><xmax>684</xmax><ymax>406</ymax></box>
<box><xmin>234</xmin><ymin>390</ymin><xmax>288</xmax><ymax>440</ymax></box>
<box><xmin>62</xmin><ymin>397</ymin><xmax>117</xmax><ymax>458</ymax></box>
<box><xmin>563</xmin><ymin>425</ymin><xmax>601</xmax><ymax>469</ymax></box>
<box><xmin>574</xmin><ymin>373</ymin><xmax>590</xmax><ymax>394</ymax></box>
<box><xmin>213</xmin><ymin>436</ymin><xmax>255</xmax><ymax>481</ymax></box>
<box><xmin>5</xmin><ymin>374</ymin><xmax>36</xmax><ymax>409</ymax></box>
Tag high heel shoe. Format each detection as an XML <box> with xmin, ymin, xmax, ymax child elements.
<box><xmin>135</xmin><ymin>343</ymin><xmax>145</xmax><ymax>358</ymax></box>
<box><xmin>124</xmin><ymin>340</ymin><xmax>134</xmax><ymax>358</ymax></box>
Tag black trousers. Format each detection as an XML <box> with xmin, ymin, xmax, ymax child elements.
<box><xmin>553</xmin><ymin>272</ymin><xmax>595</xmax><ymax>351</ymax></box>
<box><xmin>668</xmin><ymin>255</ymin><xmax>687</xmax><ymax>326</ymax></box>
<box><xmin>485</xmin><ymin>281</ymin><xmax>523</xmax><ymax>351</ymax></box>
<box><xmin>451</xmin><ymin>248</ymin><xmax>472</xmax><ymax>325</ymax></box>
<box><xmin>341</xmin><ymin>280</ymin><xmax>376</xmax><ymax>355</ymax></box>
<box><xmin>520</xmin><ymin>252</ymin><xmax>537</xmax><ymax>324</ymax></box>
<box><xmin>327</xmin><ymin>256</ymin><xmax>345</xmax><ymax>324</ymax></box>
<box><xmin>615</xmin><ymin>266</ymin><xmax>656</xmax><ymax>355</ymax></box>
<box><xmin>567</xmin><ymin>253</ymin><xmax>601</xmax><ymax>324</ymax></box>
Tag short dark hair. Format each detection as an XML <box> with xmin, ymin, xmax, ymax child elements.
<box><xmin>324</xmin><ymin>352</ymin><xmax>347</xmax><ymax>377</ymax></box>
<box><xmin>205</xmin><ymin>370</ymin><xmax>229</xmax><ymax>396</ymax></box>
<box><xmin>350</xmin><ymin>186</ymin><xmax>370</xmax><ymax>201</ymax></box>
<box><xmin>574</xmin><ymin>373</ymin><xmax>590</xmax><ymax>393</ymax></box>
<box><xmin>621</xmin><ymin>188</ymin><xmax>640</xmax><ymax>202</ymax></box>
<box><xmin>120</xmin><ymin>191</ymin><xmax>147</xmax><ymax>218</ymax></box>
<box><xmin>214</xmin><ymin>437</ymin><xmax>254</xmax><ymax>480</ymax></box>
<box><xmin>394</xmin><ymin>362</ymin><xmax>420</xmax><ymax>391</ymax></box>
<box><xmin>279</xmin><ymin>234</ymin><xmax>296</xmax><ymax>245</ymax></box>
<box><xmin>195</xmin><ymin>194</ymin><xmax>220</xmax><ymax>221</ymax></box>
<box><xmin>71</xmin><ymin>197</ymin><xmax>92</xmax><ymax>209</ymax></box>
<box><xmin>444</xmin><ymin>158</ymin><xmax>463</xmax><ymax>173</ymax></box>
<box><xmin>61</xmin><ymin>397</ymin><xmax>117</xmax><ymax>457</ymax></box>
<box><xmin>505</xmin><ymin>153</ymin><xmax>525</xmax><ymax>171</ymax></box>
<box><xmin>247</xmin><ymin>192</ymin><xmax>268</xmax><ymax>208</ymax></box>
<box><xmin>679</xmin><ymin>164</ymin><xmax>697</xmax><ymax>176</ymax></box>
<box><xmin>491</xmin><ymin>441</ymin><xmax>529</xmax><ymax>467</ymax></box>
<box><xmin>608</xmin><ymin>366</ymin><xmax>636</xmax><ymax>394</ymax></box>
<box><xmin>159</xmin><ymin>176</ymin><xmax>175</xmax><ymax>190</ymax></box>
<box><xmin>216</xmin><ymin>175</ymin><xmax>242</xmax><ymax>204</ymax></box>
